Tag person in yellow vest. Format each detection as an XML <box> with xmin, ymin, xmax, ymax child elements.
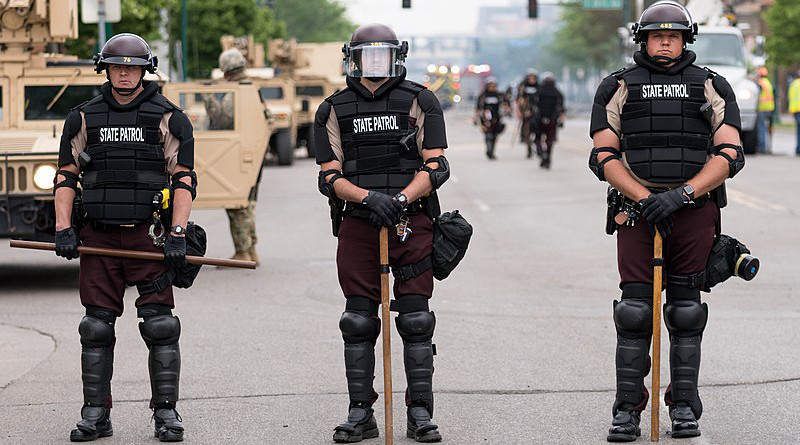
<box><xmin>788</xmin><ymin>70</ymin><xmax>800</xmax><ymax>155</ymax></box>
<box><xmin>756</xmin><ymin>66</ymin><xmax>775</xmax><ymax>153</ymax></box>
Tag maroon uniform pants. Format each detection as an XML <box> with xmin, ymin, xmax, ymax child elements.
<box><xmin>79</xmin><ymin>223</ymin><xmax>174</xmax><ymax>316</ymax></box>
<box><xmin>336</xmin><ymin>213</ymin><xmax>434</xmax><ymax>302</ymax></box>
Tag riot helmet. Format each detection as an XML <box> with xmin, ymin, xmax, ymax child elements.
<box><xmin>219</xmin><ymin>48</ymin><xmax>247</xmax><ymax>78</ymax></box>
<box><xmin>632</xmin><ymin>1</ymin><xmax>697</xmax><ymax>44</ymax></box>
<box><xmin>93</xmin><ymin>33</ymin><xmax>157</xmax><ymax>96</ymax></box>
<box><xmin>524</xmin><ymin>68</ymin><xmax>538</xmax><ymax>84</ymax></box>
<box><xmin>342</xmin><ymin>23</ymin><xmax>408</xmax><ymax>80</ymax></box>
<box><xmin>541</xmin><ymin>72</ymin><xmax>556</xmax><ymax>86</ymax></box>
<box><xmin>485</xmin><ymin>76</ymin><xmax>498</xmax><ymax>91</ymax></box>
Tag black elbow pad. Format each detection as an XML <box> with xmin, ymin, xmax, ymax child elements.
<box><xmin>712</xmin><ymin>143</ymin><xmax>744</xmax><ymax>178</ymax></box>
<box><xmin>318</xmin><ymin>169</ymin><xmax>343</xmax><ymax>198</ymax></box>
<box><xmin>171</xmin><ymin>170</ymin><xmax>198</xmax><ymax>200</ymax></box>
<box><xmin>53</xmin><ymin>169</ymin><xmax>80</xmax><ymax>195</ymax></box>
<box><xmin>420</xmin><ymin>156</ymin><xmax>450</xmax><ymax>190</ymax></box>
<box><xmin>588</xmin><ymin>146</ymin><xmax>622</xmax><ymax>181</ymax></box>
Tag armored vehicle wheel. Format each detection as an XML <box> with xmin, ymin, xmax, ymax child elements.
<box><xmin>274</xmin><ymin>129</ymin><xmax>294</xmax><ymax>166</ymax></box>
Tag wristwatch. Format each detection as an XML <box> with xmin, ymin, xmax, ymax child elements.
<box><xmin>170</xmin><ymin>224</ymin><xmax>186</xmax><ymax>236</ymax></box>
<box><xmin>681</xmin><ymin>184</ymin><xmax>696</xmax><ymax>203</ymax></box>
<box><xmin>394</xmin><ymin>193</ymin><xmax>409</xmax><ymax>208</ymax></box>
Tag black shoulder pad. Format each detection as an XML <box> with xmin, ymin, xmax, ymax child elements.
<box><xmin>151</xmin><ymin>93</ymin><xmax>180</xmax><ymax>111</ymax></box>
<box><xmin>402</xmin><ymin>79</ymin><xmax>426</xmax><ymax>94</ymax></box>
<box><xmin>59</xmin><ymin>110</ymin><xmax>84</xmax><ymax>167</ymax></box>
<box><xmin>589</xmin><ymin>76</ymin><xmax>621</xmax><ymax>137</ymax></box>
<box><xmin>72</xmin><ymin>94</ymin><xmax>103</xmax><ymax>112</ymax></box>
<box><xmin>326</xmin><ymin>87</ymin><xmax>349</xmax><ymax>102</ymax></box>
<box><xmin>703</xmin><ymin>66</ymin><xmax>719</xmax><ymax>77</ymax></box>
<box><xmin>168</xmin><ymin>110</ymin><xmax>195</xmax><ymax>170</ymax></box>
<box><xmin>315</xmin><ymin>100</ymin><xmax>332</xmax><ymax>127</ymax></box>
<box><xmin>416</xmin><ymin>89</ymin><xmax>442</xmax><ymax>114</ymax></box>
<box><xmin>711</xmin><ymin>74</ymin><xmax>742</xmax><ymax>132</ymax></box>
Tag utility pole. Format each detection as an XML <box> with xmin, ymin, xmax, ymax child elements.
<box><xmin>97</xmin><ymin>0</ymin><xmax>107</xmax><ymax>48</ymax></box>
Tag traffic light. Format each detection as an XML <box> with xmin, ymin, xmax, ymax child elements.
<box><xmin>528</xmin><ymin>0</ymin><xmax>537</xmax><ymax>18</ymax></box>
<box><xmin>402</xmin><ymin>0</ymin><xmax>411</xmax><ymax>8</ymax></box>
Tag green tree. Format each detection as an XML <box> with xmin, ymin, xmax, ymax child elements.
<box><xmin>548</xmin><ymin>4</ymin><xmax>624</xmax><ymax>72</ymax></box>
<box><xmin>273</xmin><ymin>0</ymin><xmax>356</xmax><ymax>43</ymax></box>
<box><xmin>167</xmin><ymin>0</ymin><xmax>285</xmax><ymax>78</ymax></box>
<box><xmin>764</xmin><ymin>0</ymin><xmax>800</xmax><ymax>67</ymax></box>
<box><xmin>66</xmin><ymin>0</ymin><xmax>170</xmax><ymax>59</ymax></box>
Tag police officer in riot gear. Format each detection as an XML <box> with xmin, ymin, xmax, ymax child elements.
<box><xmin>54</xmin><ymin>33</ymin><xmax>196</xmax><ymax>442</ymax></box>
<box><xmin>588</xmin><ymin>2</ymin><xmax>744</xmax><ymax>441</ymax></box>
<box><xmin>534</xmin><ymin>72</ymin><xmax>564</xmax><ymax>169</ymax></box>
<box><xmin>517</xmin><ymin>68</ymin><xmax>539</xmax><ymax>158</ymax></box>
<box><xmin>315</xmin><ymin>23</ymin><xmax>449</xmax><ymax>443</ymax></box>
<box><xmin>474</xmin><ymin>77</ymin><xmax>510</xmax><ymax>160</ymax></box>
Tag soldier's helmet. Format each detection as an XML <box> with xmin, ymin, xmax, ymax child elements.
<box><xmin>541</xmin><ymin>72</ymin><xmax>556</xmax><ymax>85</ymax></box>
<box><xmin>93</xmin><ymin>33</ymin><xmax>158</xmax><ymax>74</ymax></box>
<box><xmin>486</xmin><ymin>76</ymin><xmax>498</xmax><ymax>86</ymax></box>
<box><xmin>342</xmin><ymin>23</ymin><xmax>408</xmax><ymax>78</ymax></box>
<box><xmin>525</xmin><ymin>68</ymin><xmax>538</xmax><ymax>77</ymax></box>
<box><xmin>632</xmin><ymin>0</ymin><xmax>697</xmax><ymax>44</ymax></box>
<box><xmin>219</xmin><ymin>48</ymin><xmax>247</xmax><ymax>75</ymax></box>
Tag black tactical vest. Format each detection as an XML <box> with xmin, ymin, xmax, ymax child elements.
<box><xmin>330</xmin><ymin>77</ymin><xmax>425</xmax><ymax>196</ymax></box>
<box><xmin>80</xmin><ymin>83</ymin><xmax>173</xmax><ymax>225</ymax></box>
<box><xmin>520</xmin><ymin>82</ymin><xmax>538</xmax><ymax>110</ymax></box>
<box><xmin>480</xmin><ymin>92</ymin><xmax>502</xmax><ymax>116</ymax></box>
<box><xmin>619</xmin><ymin>55</ymin><xmax>712</xmax><ymax>184</ymax></box>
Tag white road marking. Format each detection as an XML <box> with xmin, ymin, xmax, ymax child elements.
<box><xmin>727</xmin><ymin>188</ymin><xmax>788</xmax><ymax>212</ymax></box>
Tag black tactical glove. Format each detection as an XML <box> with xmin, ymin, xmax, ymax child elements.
<box><xmin>641</xmin><ymin>188</ymin><xmax>688</xmax><ymax>237</ymax></box>
<box><xmin>55</xmin><ymin>227</ymin><xmax>80</xmax><ymax>260</ymax></box>
<box><xmin>362</xmin><ymin>191</ymin><xmax>404</xmax><ymax>230</ymax></box>
<box><xmin>164</xmin><ymin>234</ymin><xmax>187</xmax><ymax>268</ymax></box>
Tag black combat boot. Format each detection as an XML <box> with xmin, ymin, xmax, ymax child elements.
<box><xmin>333</xmin><ymin>402</ymin><xmax>380</xmax><ymax>443</ymax></box>
<box><xmin>669</xmin><ymin>404</ymin><xmax>700</xmax><ymax>438</ymax></box>
<box><xmin>71</xmin><ymin>313</ymin><xmax>115</xmax><ymax>442</ymax></box>
<box><xmin>406</xmin><ymin>405</ymin><xmax>441</xmax><ymax>443</ymax></box>
<box><xmin>153</xmin><ymin>404</ymin><xmax>184</xmax><ymax>442</ymax></box>
<box><xmin>70</xmin><ymin>406</ymin><xmax>113</xmax><ymax>442</ymax></box>
<box><xmin>607</xmin><ymin>408</ymin><xmax>641</xmax><ymax>442</ymax></box>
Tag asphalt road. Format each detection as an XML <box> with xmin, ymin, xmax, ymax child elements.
<box><xmin>1</xmin><ymin>109</ymin><xmax>799</xmax><ymax>445</ymax></box>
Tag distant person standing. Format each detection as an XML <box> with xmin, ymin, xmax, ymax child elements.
<box><xmin>533</xmin><ymin>72</ymin><xmax>564</xmax><ymax>169</ymax></box>
<box><xmin>516</xmin><ymin>69</ymin><xmax>539</xmax><ymax>158</ymax></box>
<box><xmin>788</xmin><ymin>70</ymin><xmax>800</xmax><ymax>156</ymax></box>
<box><xmin>756</xmin><ymin>66</ymin><xmax>775</xmax><ymax>154</ymax></box>
<box><xmin>475</xmin><ymin>77</ymin><xmax>510</xmax><ymax>160</ymax></box>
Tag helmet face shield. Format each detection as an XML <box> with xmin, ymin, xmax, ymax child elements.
<box><xmin>345</xmin><ymin>43</ymin><xmax>404</xmax><ymax>78</ymax></box>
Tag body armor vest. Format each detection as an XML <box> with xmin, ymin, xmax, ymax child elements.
<box><xmin>619</xmin><ymin>63</ymin><xmax>712</xmax><ymax>184</ymax></box>
<box><xmin>330</xmin><ymin>79</ymin><xmax>425</xmax><ymax>196</ymax></box>
<box><xmin>479</xmin><ymin>91</ymin><xmax>502</xmax><ymax>122</ymax></box>
<box><xmin>80</xmin><ymin>89</ymin><xmax>172</xmax><ymax>225</ymax></box>
<box><xmin>520</xmin><ymin>83</ymin><xmax>538</xmax><ymax>110</ymax></box>
<box><xmin>537</xmin><ymin>85</ymin><xmax>560</xmax><ymax>119</ymax></box>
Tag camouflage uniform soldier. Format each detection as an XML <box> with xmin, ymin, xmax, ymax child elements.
<box><xmin>209</xmin><ymin>49</ymin><xmax>260</xmax><ymax>265</ymax></box>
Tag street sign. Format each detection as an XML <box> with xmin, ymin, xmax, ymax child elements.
<box><xmin>582</xmin><ymin>0</ymin><xmax>623</xmax><ymax>10</ymax></box>
<box><xmin>81</xmin><ymin>0</ymin><xmax>122</xmax><ymax>24</ymax></box>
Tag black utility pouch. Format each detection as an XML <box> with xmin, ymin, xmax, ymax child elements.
<box><xmin>431</xmin><ymin>210</ymin><xmax>473</xmax><ymax>280</ymax></box>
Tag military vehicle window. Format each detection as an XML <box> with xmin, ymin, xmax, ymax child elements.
<box><xmin>24</xmin><ymin>85</ymin><xmax>101</xmax><ymax>120</ymax></box>
<box><xmin>689</xmin><ymin>34</ymin><xmax>745</xmax><ymax>68</ymax></box>
<box><xmin>296</xmin><ymin>85</ymin><xmax>325</xmax><ymax>96</ymax></box>
<box><xmin>179</xmin><ymin>92</ymin><xmax>236</xmax><ymax>131</ymax></box>
<box><xmin>259</xmin><ymin>87</ymin><xmax>284</xmax><ymax>101</ymax></box>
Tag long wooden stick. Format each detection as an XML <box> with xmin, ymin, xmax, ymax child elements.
<box><xmin>379</xmin><ymin>227</ymin><xmax>393</xmax><ymax>445</ymax></box>
<box><xmin>651</xmin><ymin>231</ymin><xmax>664</xmax><ymax>442</ymax></box>
<box><xmin>10</xmin><ymin>240</ymin><xmax>256</xmax><ymax>269</ymax></box>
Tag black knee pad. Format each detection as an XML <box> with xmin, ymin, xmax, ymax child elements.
<box><xmin>613</xmin><ymin>300</ymin><xmax>652</xmax><ymax>338</ymax></box>
<box><xmin>664</xmin><ymin>299</ymin><xmax>708</xmax><ymax>337</ymax></box>
<box><xmin>396</xmin><ymin>311</ymin><xmax>436</xmax><ymax>343</ymax></box>
<box><xmin>78</xmin><ymin>315</ymin><xmax>115</xmax><ymax>348</ymax></box>
<box><xmin>139</xmin><ymin>315</ymin><xmax>181</xmax><ymax>346</ymax></box>
<box><xmin>340</xmin><ymin>311</ymin><xmax>381</xmax><ymax>344</ymax></box>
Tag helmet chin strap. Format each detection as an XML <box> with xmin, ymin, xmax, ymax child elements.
<box><xmin>641</xmin><ymin>43</ymin><xmax>686</xmax><ymax>66</ymax></box>
<box><xmin>107</xmin><ymin>72</ymin><xmax>144</xmax><ymax>96</ymax></box>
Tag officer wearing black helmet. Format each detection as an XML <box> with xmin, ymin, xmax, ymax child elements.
<box><xmin>315</xmin><ymin>23</ymin><xmax>449</xmax><ymax>443</ymax></box>
<box><xmin>516</xmin><ymin>68</ymin><xmax>539</xmax><ymax>158</ymax></box>
<box><xmin>53</xmin><ymin>33</ymin><xmax>196</xmax><ymax>442</ymax></box>
<box><xmin>474</xmin><ymin>76</ymin><xmax>510</xmax><ymax>160</ymax></box>
<box><xmin>589</xmin><ymin>1</ymin><xmax>744</xmax><ymax>441</ymax></box>
<box><xmin>534</xmin><ymin>72</ymin><xmax>565</xmax><ymax>169</ymax></box>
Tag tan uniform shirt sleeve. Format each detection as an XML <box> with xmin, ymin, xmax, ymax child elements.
<box><xmin>408</xmin><ymin>98</ymin><xmax>427</xmax><ymax>154</ymax></box>
<box><xmin>605</xmin><ymin>79</ymin><xmax>627</xmax><ymax>136</ymax></box>
<box><xmin>704</xmin><ymin>78</ymin><xmax>726</xmax><ymax>132</ymax></box>
<box><xmin>70</xmin><ymin>112</ymin><xmax>88</xmax><ymax>165</ymax></box>
<box><xmin>326</xmin><ymin>106</ymin><xmax>344</xmax><ymax>162</ymax></box>
<box><xmin>160</xmin><ymin>111</ymin><xmax>183</xmax><ymax>174</ymax></box>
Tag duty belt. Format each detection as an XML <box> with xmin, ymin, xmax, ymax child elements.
<box><xmin>344</xmin><ymin>200</ymin><xmax>424</xmax><ymax>219</ymax></box>
<box><xmin>88</xmin><ymin>220</ymin><xmax>143</xmax><ymax>231</ymax></box>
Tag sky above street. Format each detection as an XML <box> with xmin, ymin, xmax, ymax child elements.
<box><xmin>343</xmin><ymin>0</ymin><xmax>516</xmax><ymax>37</ymax></box>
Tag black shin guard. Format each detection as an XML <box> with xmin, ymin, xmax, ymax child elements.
<box><xmin>138</xmin><ymin>306</ymin><xmax>183</xmax><ymax>442</ymax></box>
<box><xmin>72</xmin><ymin>309</ymin><xmax>116</xmax><ymax>441</ymax></box>
<box><xmin>611</xmin><ymin>284</ymin><xmax>653</xmax><ymax>415</ymax></box>
<box><xmin>395</xmin><ymin>296</ymin><xmax>440</xmax><ymax>442</ymax></box>
<box><xmin>664</xmin><ymin>285</ymin><xmax>707</xmax><ymax>424</ymax></box>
